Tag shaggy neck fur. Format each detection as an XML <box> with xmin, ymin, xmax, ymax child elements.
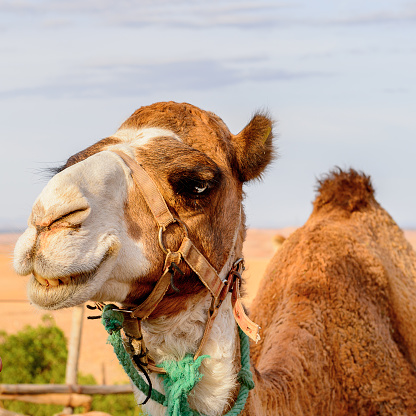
<box><xmin>132</xmin><ymin>294</ymin><xmax>239</xmax><ymax>416</ymax></box>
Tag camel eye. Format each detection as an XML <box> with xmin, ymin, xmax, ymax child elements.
<box><xmin>170</xmin><ymin>175</ymin><xmax>212</xmax><ymax>199</ymax></box>
<box><xmin>185</xmin><ymin>179</ymin><xmax>209</xmax><ymax>196</ymax></box>
<box><xmin>194</xmin><ymin>184</ymin><xmax>208</xmax><ymax>194</ymax></box>
<box><xmin>168</xmin><ymin>165</ymin><xmax>221</xmax><ymax>202</ymax></box>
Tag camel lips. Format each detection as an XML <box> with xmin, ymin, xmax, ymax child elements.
<box><xmin>33</xmin><ymin>271</ymin><xmax>71</xmax><ymax>287</ymax></box>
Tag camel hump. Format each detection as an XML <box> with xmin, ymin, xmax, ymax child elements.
<box><xmin>313</xmin><ymin>168</ymin><xmax>376</xmax><ymax>213</ymax></box>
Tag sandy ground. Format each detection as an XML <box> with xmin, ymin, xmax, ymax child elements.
<box><xmin>1</xmin><ymin>228</ymin><xmax>415</xmax><ymax>384</ymax></box>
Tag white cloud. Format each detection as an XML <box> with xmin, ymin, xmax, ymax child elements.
<box><xmin>0</xmin><ymin>58</ymin><xmax>332</xmax><ymax>99</ymax></box>
<box><xmin>0</xmin><ymin>0</ymin><xmax>292</xmax><ymax>29</ymax></box>
<box><xmin>1</xmin><ymin>0</ymin><xmax>415</xmax><ymax>30</ymax></box>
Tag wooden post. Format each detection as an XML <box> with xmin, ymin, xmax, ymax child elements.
<box><xmin>62</xmin><ymin>304</ymin><xmax>84</xmax><ymax>414</ymax></box>
<box><xmin>101</xmin><ymin>362</ymin><xmax>106</xmax><ymax>385</ymax></box>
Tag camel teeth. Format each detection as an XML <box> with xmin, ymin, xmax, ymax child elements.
<box><xmin>33</xmin><ymin>271</ymin><xmax>73</xmax><ymax>286</ymax></box>
<box><xmin>33</xmin><ymin>272</ymin><xmax>48</xmax><ymax>286</ymax></box>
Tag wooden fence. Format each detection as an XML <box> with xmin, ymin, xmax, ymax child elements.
<box><xmin>0</xmin><ymin>304</ymin><xmax>134</xmax><ymax>415</ymax></box>
<box><xmin>0</xmin><ymin>383</ymin><xmax>133</xmax><ymax>414</ymax></box>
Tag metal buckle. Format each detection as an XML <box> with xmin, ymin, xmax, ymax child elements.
<box><xmin>158</xmin><ymin>218</ymin><xmax>189</xmax><ymax>254</ymax></box>
<box><xmin>232</xmin><ymin>258</ymin><xmax>245</xmax><ymax>274</ymax></box>
<box><xmin>226</xmin><ymin>258</ymin><xmax>245</xmax><ymax>293</ymax></box>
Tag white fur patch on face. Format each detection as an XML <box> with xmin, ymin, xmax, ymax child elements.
<box><xmin>113</xmin><ymin>127</ymin><xmax>180</xmax><ymax>146</ymax></box>
<box><xmin>13</xmin><ymin>150</ymin><xmax>151</xmax><ymax>309</ymax></box>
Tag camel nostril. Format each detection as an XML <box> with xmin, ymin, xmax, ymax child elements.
<box><xmin>34</xmin><ymin>207</ymin><xmax>91</xmax><ymax>232</ymax></box>
<box><xmin>49</xmin><ymin>207</ymin><xmax>90</xmax><ymax>228</ymax></box>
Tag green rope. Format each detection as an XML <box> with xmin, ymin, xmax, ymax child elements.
<box><xmin>102</xmin><ymin>306</ymin><xmax>165</xmax><ymax>405</ymax></box>
<box><xmin>158</xmin><ymin>354</ymin><xmax>208</xmax><ymax>416</ymax></box>
<box><xmin>102</xmin><ymin>304</ymin><xmax>254</xmax><ymax>416</ymax></box>
<box><xmin>229</xmin><ymin>327</ymin><xmax>255</xmax><ymax>415</ymax></box>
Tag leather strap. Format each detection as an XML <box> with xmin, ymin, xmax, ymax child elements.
<box><xmin>122</xmin><ymin>314</ymin><xmax>166</xmax><ymax>374</ymax></box>
<box><xmin>131</xmin><ymin>239</ymin><xmax>226</xmax><ymax>320</ymax></box>
<box><xmin>131</xmin><ymin>266</ymin><xmax>173</xmax><ymax>320</ymax></box>
<box><xmin>232</xmin><ymin>279</ymin><xmax>261</xmax><ymax>343</ymax></box>
<box><xmin>112</xmin><ymin>150</ymin><xmax>176</xmax><ymax>230</ymax></box>
<box><xmin>193</xmin><ymin>270</ymin><xmax>235</xmax><ymax>359</ymax></box>
<box><xmin>131</xmin><ymin>251</ymin><xmax>182</xmax><ymax>319</ymax></box>
<box><xmin>178</xmin><ymin>237</ymin><xmax>224</xmax><ymax>299</ymax></box>
<box><xmin>113</xmin><ymin>149</ymin><xmax>226</xmax><ymax>308</ymax></box>
<box><xmin>111</xmin><ymin>149</ymin><xmax>261</xmax><ymax>362</ymax></box>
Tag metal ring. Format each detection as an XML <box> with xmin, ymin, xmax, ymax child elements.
<box><xmin>158</xmin><ymin>218</ymin><xmax>189</xmax><ymax>254</ymax></box>
<box><xmin>232</xmin><ymin>258</ymin><xmax>245</xmax><ymax>272</ymax></box>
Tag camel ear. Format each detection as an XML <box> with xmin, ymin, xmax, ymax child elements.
<box><xmin>231</xmin><ymin>113</ymin><xmax>275</xmax><ymax>182</ymax></box>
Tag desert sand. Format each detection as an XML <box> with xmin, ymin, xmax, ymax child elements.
<box><xmin>1</xmin><ymin>228</ymin><xmax>415</xmax><ymax>384</ymax></box>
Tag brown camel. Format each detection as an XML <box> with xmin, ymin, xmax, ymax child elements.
<box><xmin>246</xmin><ymin>169</ymin><xmax>416</xmax><ymax>415</ymax></box>
<box><xmin>13</xmin><ymin>102</ymin><xmax>416</xmax><ymax>415</ymax></box>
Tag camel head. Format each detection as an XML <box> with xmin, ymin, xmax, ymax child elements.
<box><xmin>14</xmin><ymin>102</ymin><xmax>274</xmax><ymax>313</ymax></box>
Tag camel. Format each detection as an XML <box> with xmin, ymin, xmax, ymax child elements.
<box><xmin>13</xmin><ymin>102</ymin><xmax>416</xmax><ymax>415</ymax></box>
<box><xmin>247</xmin><ymin>169</ymin><xmax>416</xmax><ymax>415</ymax></box>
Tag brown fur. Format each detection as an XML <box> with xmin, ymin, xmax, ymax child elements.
<box><xmin>232</xmin><ymin>113</ymin><xmax>275</xmax><ymax>182</ymax></box>
<box><xmin>246</xmin><ymin>169</ymin><xmax>416</xmax><ymax>415</ymax></box>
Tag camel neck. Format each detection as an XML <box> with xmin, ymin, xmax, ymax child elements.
<box><xmin>138</xmin><ymin>294</ymin><xmax>240</xmax><ymax>416</ymax></box>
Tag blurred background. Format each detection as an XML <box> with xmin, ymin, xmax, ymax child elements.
<box><xmin>1</xmin><ymin>0</ymin><xmax>415</xmax><ymax>231</ymax></box>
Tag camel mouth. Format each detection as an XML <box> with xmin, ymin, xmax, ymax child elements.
<box><xmin>32</xmin><ymin>268</ymin><xmax>97</xmax><ymax>289</ymax></box>
<box><xmin>28</xmin><ymin>250</ymin><xmax>113</xmax><ymax>310</ymax></box>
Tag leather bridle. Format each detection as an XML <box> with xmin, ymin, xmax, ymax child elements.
<box><xmin>111</xmin><ymin>150</ymin><xmax>260</xmax><ymax>373</ymax></box>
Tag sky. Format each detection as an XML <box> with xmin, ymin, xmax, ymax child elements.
<box><xmin>0</xmin><ymin>0</ymin><xmax>415</xmax><ymax>231</ymax></box>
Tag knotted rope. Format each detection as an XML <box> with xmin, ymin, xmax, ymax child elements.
<box><xmin>102</xmin><ymin>304</ymin><xmax>254</xmax><ymax>416</ymax></box>
<box><xmin>160</xmin><ymin>354</ymin><xmax>207</xmax><ymax>416</ymax></box>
